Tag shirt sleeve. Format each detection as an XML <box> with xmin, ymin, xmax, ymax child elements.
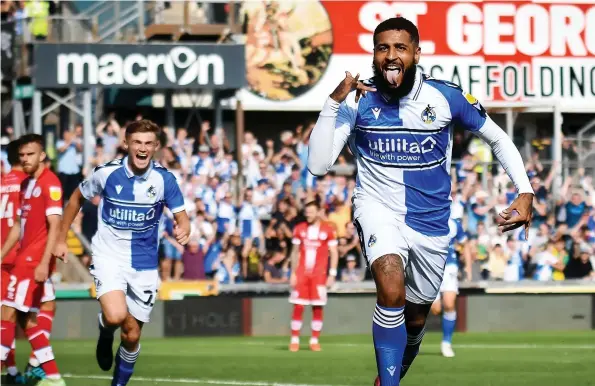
<box><xmin>307</xmin><ymin>95</ymin><xmax>357</xmax><ymax>176</ymax></box>
<box><xmin>44</xmin><ymin>177</ymin><xmax>63</xmax><ymax>217</ymax></box>
<box><xmin>428</xmin><ymin>79</ymin><xmax>533</xmax><ymax>195</ymax></box>
<box><xmin>163</xmin><ymin>172</ymin><xmax>185</xmax><ymax>213</ymax></box>
<box><xmin>476</xmin><ymin>118</ymin><xmax>533</xmax><ymax>194</ymax></box>
<box><xmin>79</xmin><ymin>167</ymin><xmax>104</xmax><ymax>200</ymax></box>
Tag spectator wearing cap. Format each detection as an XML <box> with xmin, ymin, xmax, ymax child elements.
<box><xmin>194</xmin><ymin>144</ymin><xmax>215</xmax><ymax>177</ymax></box>
<box><xmin>341</xmin><ymin>255</ymin><xmax>363</xmax><ymax>282</ymax></box>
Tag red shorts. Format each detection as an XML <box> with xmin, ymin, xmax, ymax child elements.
<box><xmin>289</xmin><ymin>274</ymin><xmax>328</xmax><ymax>306</ymax></box>
<box><xmin>2</xmin><ymin>267</ymin><xmax>56</xmax><ymax>313</ymax></box>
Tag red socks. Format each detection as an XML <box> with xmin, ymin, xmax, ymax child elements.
<box><xmin>311</xmin><ymin>306</ymin><xmax>324</xmax><ymax>342</ymax></box>
<box><xmin>29</xmin><ymin>310</ymin><xmax>54</xmax><ymax>364</ymax></box>
<box><xmin>1</xmin><ymin>320</ymin><xmax>16</xmax><ymax>366</ymax></box>
<box><xmin>25</xmin><ymin>325</ymin><xmax>60</xmax><ymax>379</ymax></box>
<box><xmin>290</xmin><ymin>305</ymin><xmax>305</xmax><ymax>341</ymax></box>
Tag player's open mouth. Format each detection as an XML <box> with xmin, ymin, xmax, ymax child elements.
<box><xmin>136</xmin><ymin>154</ymin><xmax>148</xmax><ymax>161</ymax></box>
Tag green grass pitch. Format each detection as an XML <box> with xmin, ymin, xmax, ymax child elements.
<box><xmin>4</xmin><ymin>331</ymin><xmax>595</xmax><ymax>385</ymax></box>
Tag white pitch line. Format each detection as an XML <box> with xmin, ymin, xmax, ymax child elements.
<box><xmin>63</xmin><ymin>374</ymin><xmax>333</xmax><ymax>386</ymax></box>
<box><xmin>238</xmin><ymin>341</ymin><xmax>595</xmax><ymax>350</ymax></box>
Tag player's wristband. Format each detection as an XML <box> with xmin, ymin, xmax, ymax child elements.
<box><xmin>329</xmin><ymin>268</ymin><xmax>337</xmax><ymax>277</ymax></box>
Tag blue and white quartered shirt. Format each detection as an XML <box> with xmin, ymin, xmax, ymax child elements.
<box><xmin>79</xmin><ymin>157</ymin><xmax>185</xmax><ymax>270</ymax></box>
<box><xmin>308</xmin><ymin>67</ymin><xmax>533</xmax><ymax>237</ymax></box>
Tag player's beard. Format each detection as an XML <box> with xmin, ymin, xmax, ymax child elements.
<box><xmin>372</xmin><ymin>61</ymin><xmax>417</xmax><ymax>99</ymax></box>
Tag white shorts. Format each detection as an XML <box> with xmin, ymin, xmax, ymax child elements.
<box><xmin>353</xmin><ymin>200</ymin><xmax>450</xmax><ymax>304</ymax></box>
<box><xmin>90</xmin><ymin>256</ymin><xmax>160</xmax><ymax>323</ymax></box>
<box><xmin>439</xmin><ymin>264</ymin><xmax>459</xmax><ymax>294</ymax></box>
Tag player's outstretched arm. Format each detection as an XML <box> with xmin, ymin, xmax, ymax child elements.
<box><xmin>477</xmin><ymin>120</ymin><xmax>535</xmax><ymax>237</ymax></box>
<box><xmin>0</xmin><ymin>215</ymin><xmax>20</xmax><ymax>260</ymax></box>
<box><xmin>54</xmin><ymin>187</ymin><xmax>86</xmax><ymax>261</ymax></box>
<box><xmin>447</xmin><ymin>87</ymin><xmax>534</xmax><ymax>237</ymax></box>
<box><xmin>307</xmin><ymin>72</ymin><xmax>375</xmax><ymax>176</ymax></box>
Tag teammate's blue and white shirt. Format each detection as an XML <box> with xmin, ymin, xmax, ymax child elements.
<box><xmin>445</xmin><ymin>218</ymin><xmax>467</xmax><ymax>267</ymax></box>
<box><xmin>80</xmin><ymin>157</ymin><xmax>185</xmax><ymax>270</ymax></box>
<box><xmin>333</xmin><ymin>67</ymin><xmax>490</xmax><ymax>237</ymax></box>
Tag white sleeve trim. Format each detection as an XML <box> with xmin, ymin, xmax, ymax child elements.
<box><xmin>170</xmin><ymin>205</ymin><xmax>186</xmax><ymax>214</ymax></box>
<box><xmin>476</xmin><ymin>118</ymin><xmax>534</xmax><ymax>195</ymax></box>
<box><xmin>46</xmin><ymin>207</ymin><xmax>63</xmax><ymax>216</ymax></box>
<box><xmin>292</xmin><ymin>238</ymin><xmax>301</xmax><ymax>245</ymax></box>
<box><xmin>328</xmin><ymin>240</ymin><xmax>338</xmax><ymax>247</ymax></box>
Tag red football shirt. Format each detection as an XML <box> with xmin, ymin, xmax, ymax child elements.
<box><xmin>16</xmin><ymin>168</ymin><xmax>63</xmax><ymax>271</ymax></box>
<box><xmin>1</xmin><ymin>169</ymin><xmax>27</xmax><ymax>266</ymax></box>
<box><xmin>292</xmin><ymin>221</ymin><xmax>337</xmax><ymax>276</ymax></box>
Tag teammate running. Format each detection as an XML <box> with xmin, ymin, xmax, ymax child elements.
<box><xmin>54</xmin><ymin>120</ymin><xmax>190</xmax><ymax>386</ymax></box>
<box><xmin>288</xmin><ymin>200</ymin><xmax>339</xmax><ymax>352</ymax></box>
<box><xmin>1</xmin><ymin>134</ymin><xmax>66</xmax><ymax>386</ymax></box>
<box><xmin>430</xmin><ymin>213</ymin><xmax>468</xmax><ymax>358</ymax></box>
<box><xmin>307</xmin><ymin>17</ymin><xmax>534</xmax><ymax>386</ymax></box>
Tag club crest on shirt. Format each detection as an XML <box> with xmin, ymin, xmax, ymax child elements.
<box><xmin>146</xmin><ymin>185</ymin><xmax>157</xmax><ymax>198</ymax></box>
<box><xmin>49</xmin><ymin>186</ymin><xmax>62</xmax><ymax>201</ymax></box>
<box><xmin>33</xmin><ymin>187</ymin><xmax>42</xmax><ymax>198</ymax></box>
<box><xmin>368</xmin><ymin>234</ymin><xmax>377</xmax><ymax>248</ymax></box>
<box><xmin>421</xmin><ymin>104</ymin><xmax>436</xmax><ymax>124</ymax></box>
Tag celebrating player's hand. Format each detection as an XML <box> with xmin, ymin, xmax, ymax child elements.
<box><xmin>173</xmin><ymin>220</ymin><xmax>190</xmax><ymax>246</ymax></box>
<box><xmin>330</xmin><ymin>72</ymin><xmax>377</xmax><ymax>104</ymax></box>
<box><xmin>496</xmin><ymin>193</ymin><xmax>534</xmax><ymax>238</ymax></box>
<box><xmin>34</xmin><ymin>263</ymin><xmax>50</xmax><ymax>283</ymax></box>
<box><xmin>52</xmin><ymin>241</ymin><xmax>69</xmax><ymax>263</ymax></box>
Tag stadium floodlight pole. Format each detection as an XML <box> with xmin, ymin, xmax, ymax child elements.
<box><xmin>83</xmin><ymin>90</ymin><xmax>93</xmax><ymax>174</ymax></box>
<box><xmin>552</xmin><ymin>102</ymin><xmax>563</xmax><ymax>199</ymax></box>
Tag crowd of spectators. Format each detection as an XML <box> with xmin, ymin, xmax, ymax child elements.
<box><xmin>1</xmin><ymin>113</ymin><xmax>594</xmax><ymax>285</ymax></box>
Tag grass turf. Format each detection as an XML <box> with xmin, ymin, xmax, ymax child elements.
<box><xmin>4</xmin><ymin>331</ymin><xmax>595</xmax><ymax>385</ymax></box>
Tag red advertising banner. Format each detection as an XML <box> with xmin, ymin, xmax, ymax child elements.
<box><xmin>237</xmin><ymin>1</ymin><xmax>594</xmax><ymax>111</ymax></box>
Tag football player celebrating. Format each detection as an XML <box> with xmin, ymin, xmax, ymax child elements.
<box><xmin>307</xmin><ymin>17</ymin><xmax>534</xmax><ymax>385</ymax></box>
<box><xmin>54</xmin><ymin>120</ymin><xmax>190</xmax><ymax>386</ymax></box>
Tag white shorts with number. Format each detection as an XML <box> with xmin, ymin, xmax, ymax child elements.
<box><xmin>353</xmin><ymin>200</ymin><xmax>450</xmax><ymax>305</ymax></box>
<box><xmin>90</xmin><ymin>256</ymin><xmax>160</xmax><ymax>323</ymax></box>
<box><xmin>439</xmin><ymin>264</ymin><xmax>459</xmax><ymax>294</ymax></box>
